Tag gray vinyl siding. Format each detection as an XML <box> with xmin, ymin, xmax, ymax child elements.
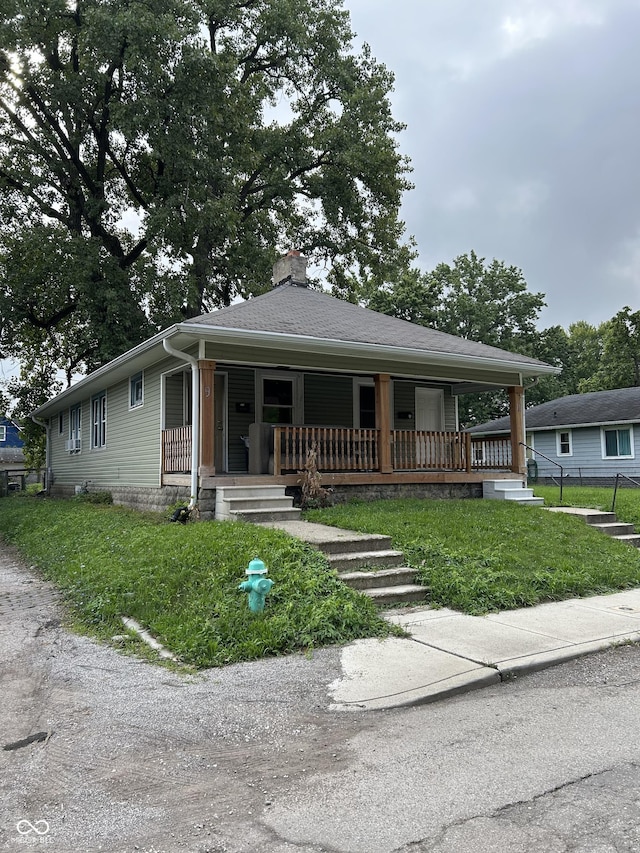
<box><xmin>304</xmin><ymin>374</ymin><xmax>353</xmax><ymax>427</ymax></box>
<box><xmin>226</xmin><ymin>366</ymin><xmax>255</xmax><ymax>472</ymax></box>
<box><xmin>393</xmin><ymin>382</ymin><xmax>457</xmax><ymax>430</ymax></box>
<box><xmin>164</xmin><ymin>372</ymin><xmax>186</xmax><ymax>429</ymax></box>
<box><xmin>49</xmin><ymin>357</ymin><xmax>180</xmax><ymax>488</ymax></box>
<box><xmin>531</xmin><ymin>425</ymin><xmax>640</xmax><ymax>477</ymax></box>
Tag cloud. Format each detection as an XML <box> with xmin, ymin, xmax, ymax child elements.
<box><xmin>348</xmin><ymin>0</ymin><xmax>640</xmax><ymax>328</ymax></box>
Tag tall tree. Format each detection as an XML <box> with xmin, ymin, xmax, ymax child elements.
<box><xmin>580</xmin><ymin>308</ymin><xmax>640</xmax><ymax>392</ymax></box>
<box><xmin>0</xmin><ymin>0</ymin><xmax>412</xmax><ymax>386</ymax></box>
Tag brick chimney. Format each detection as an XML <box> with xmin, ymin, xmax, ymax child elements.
<box><xmin>272</xmin><ymin>250</ymin><xmax>307</xmax><ymax>288</ymax></box>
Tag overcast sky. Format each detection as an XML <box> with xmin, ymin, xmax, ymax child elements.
<box><xmin>346</xmin><ymin>0</ymin><xmax>640</xmax><ymax>331</ymax></box>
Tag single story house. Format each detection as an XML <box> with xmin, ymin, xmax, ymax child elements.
<box><xmin>32</xmin><ymin>252</ymin><xmax>559</xmax><ymax>516</ymax></box>
<box><xmin>468</xmin><ymin>386</ymin><xmax>640</xmax><ymax>485</ymax></box>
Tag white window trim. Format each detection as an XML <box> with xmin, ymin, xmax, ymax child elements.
<box><xmin>68</xmin><ymin>404</ymin><xmax>82</xmax><ymax>453</ymax></box>
<box><xmin>0</xmin><ymin>425</ymin><xmax>6</xmax><ymax>442</ymax></box>
<box><xmin>601</xmin><ymin>425</ymin><xmax>634</xmax><ymax>460</ymax></box>
<box><xmin>556</xmin><ymin>429</ymin><xmax>573</xmax><ymax>457</ymax></box>
<box><xmin>129</xmin><ymin>371</ymin><xmax>144</xmax><ymax>410</ymax></box>
<box><xmin>256</xmin><ymin>370</ymin><xmax>303</xmax><ymax>424</ymax></box>
<box><xmin>91</xmin><ymin>392</ymin><xmax>107</xmax><ymax>449</ymax></box>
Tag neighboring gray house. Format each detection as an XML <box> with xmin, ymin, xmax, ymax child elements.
<box><xmin>31</xmin><ymin>252</ymin><xmax>558</xmax><ymax>515</ymax></box>
<box><xmin>469</xmin><ymin>387</ymin><xmax>640</xmax><ymax>484</ymax></box>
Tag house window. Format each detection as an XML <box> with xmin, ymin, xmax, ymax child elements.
<box><xmin>359</xmin><ymin>385</ymin><xmax>376</xmax><ymax>429</ymax></box>
<box><xmin>69</xmin><ymin>405</ymin><xmax>82</xmax><ymax>451</ymax></box>
<box><xmin>262</xmin><ymin>377</ymin><xmax>294</xmax><ymax>424</ymax></box>
<box><xmin>556</xmin><ymin>430</ymin><xmax>572</xmax><ymax>456</ymax></box>
<box><xmin>0</xmin><ymin>425</ymin><xmax>6</xmax><ymax>442</ymax></box>
<box><xmin>58</xmin><ymin>412</ymin><xmax>64</xmax><ymax>435</ymax></box>
<box><xmin>130</xmin><ymin>371</ymin><xmax>144</xmax><ymax>409</ymax></box>
<box><xmin>91</xmin><ymin>393</ymin><xmax>107</xmax><ymax>448</ymax></box>
<box><xmin>603</xmin><ymin>427</ymin><xmax>633</xmax><ymax>459</ymax></box>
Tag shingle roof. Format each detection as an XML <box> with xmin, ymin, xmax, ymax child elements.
<box><xmin>186</xmin><ymin>283</ymin><xmax>550</xmax><ymax>369</ymax></box>
<box><xmin>469</xmin><ymin>386</ymin><xmax>640</xmax><ymax>433</ymax></box>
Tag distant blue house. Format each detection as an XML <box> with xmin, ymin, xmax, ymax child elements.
<box><xmin>468</xmin><ymin>387</ymin><xmax>640</xmax><ymax>485</ymax></box>
<box><xmin>0</xmin><ymin>416</ymin><xmax>25</xmax><ymax>470</ymax></box>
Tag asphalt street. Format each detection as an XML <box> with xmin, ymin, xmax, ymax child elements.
<box><xmin>3</xmin><ymin>543</ymin><xmax>640</xmax><ymax>853</ymax></box>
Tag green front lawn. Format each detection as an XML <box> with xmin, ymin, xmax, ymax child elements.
<box><xmin>0</xmin><ymin>496</ymin><xmax>391</xmax><ymax>668</ymax></box>
<box><xmin>305</xmin><ymin>496</ymin><xmax>640</xmax><ymax>615</ymax></box>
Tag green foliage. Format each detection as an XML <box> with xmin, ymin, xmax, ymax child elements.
<box><xmin>73</xmin><ymin>490</ymin><xmax>113</xmax><ymax>505</ymax></box>
<box><xmin>0</xmin><ymin>0</ymin><xmax>412</xmax><ymax>387</ymax></box>
<box><xmin>305</xmin><ymin>498</ymin><xmax>640</xmax><ymax>615</ymax></box>
<box><xmin>579</xmin><ymin>308</ymin><xmax>640</xmax><ymax>392</ymax></box>
<box><xmin>0</xmin><ymin>498</ymin><xmax>390</xmax><ymax>666</ymax></box>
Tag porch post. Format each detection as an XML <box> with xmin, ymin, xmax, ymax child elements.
<box><xmin>375</xmin><ymin>373</ymin><xmax>392</xmax><ymax>473</ymax></box>
<box><xmin>508</xmin><ymin>385</ymin><xmax>526</xmax><ymax>475</ymax></box>
<box><xmin>199</xmin><ymin>359</ymin><xmax>216</xmax><ymax>473</ymax></box>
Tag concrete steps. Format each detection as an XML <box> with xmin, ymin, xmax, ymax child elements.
<box><xmin>546</xmin><ymin>506</ymin><xmax>640</xmax><ymax>548</ymax></box>
<box><xmin>483</xmin><ymin>479</ymin><xmax>544</xmax><ymax>507</ymax></box>
<box><xmin>314</xmin><ymin>533</ymin><xmax>426</xmax><ymax>606</ymax></box>
<box><xmin>215</xmin><ymin>485</ymin><xmax>301</xmax><ymax>522</ymax></box>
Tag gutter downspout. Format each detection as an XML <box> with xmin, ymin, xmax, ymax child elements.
<box><xmin>30</xmin><ymin>413</ymin><xmax>51</xmax><ymax>493</ymax></box>
<box><xmin>162</xmin><ymin>339</ymin><xmax>200</xmax><ymax>509</ymax></box>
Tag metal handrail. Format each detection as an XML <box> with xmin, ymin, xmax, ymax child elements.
<box><xmin>519</xmin><ymin>442</ymin><xmax>565</xmax><ymax>501</ymax></box>
<box><xmin>612</xmin><ymin>472</ymin><xmax>640</xmax><ymax>513</ymax></box>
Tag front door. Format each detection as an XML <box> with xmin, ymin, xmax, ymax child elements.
<box><xmin>214</xmin><ymin>373</ymin><xmax>226</xmax><ymax>472</ymax></box>
<box><xmin>415</xmin><ymin>388</ymin><xmax>444</xmax><ymax>466</ymax></box>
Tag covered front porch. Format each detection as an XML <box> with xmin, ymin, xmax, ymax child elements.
<box><xmin>160</xmin><ymin>369</ymin><xmax>525</xmax><ymax>489</ymax></box>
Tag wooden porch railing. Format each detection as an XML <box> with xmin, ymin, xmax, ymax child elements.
<box><xmin>469</xmin><ymin>435</ymin><xmax>512</xmax><ymax>469</ymax></box>
<box><xmin>162</xmin><ymin>426</ymin><xmax>192</xmax><ymax>473</ymax></box>
<box><xmin>274</xmin><ymin>426</ymin><xmax>379</xmax><ymax>473</ymax></box>
<box><xmin>392</xmin><ymin>430</ymin><xmax>472</xmax><ymax>471</ymax></box>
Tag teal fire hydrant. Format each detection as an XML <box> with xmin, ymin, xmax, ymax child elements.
<box><xmin>239</xmin><ymin>557</ymin><xmax>274</xmax><ymax>614</ymax></box>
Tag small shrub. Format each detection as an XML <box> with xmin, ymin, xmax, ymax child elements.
<box><xmin>74</xmin><ymin>490</ymin><xmax>113</xmax><ymax>505</ymax></box>
<box><xmin>297</xmin><ymin>444</ymin><xmax>332</xmax><ymax>509</ymax></box>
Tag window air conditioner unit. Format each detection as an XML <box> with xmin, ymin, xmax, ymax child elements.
<box><xmin>65</xmin><ymin>439</ymin><xmax>81</xmax><ymax>451</ymax></box>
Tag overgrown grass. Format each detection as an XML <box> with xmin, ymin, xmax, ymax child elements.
<box><xmin>305</xmin><ymin>498</ymin><xmax>640</xmax><ymax>614</ymax></box>
<box><xmin>534</xmin><ymin>485</ymin><xmax>640</xmax><ymax>529</ymax></box>
<box><xmin>0</xmin><ymin>496</ymin><xmax>391</xmax><ymax>668</ymax></box>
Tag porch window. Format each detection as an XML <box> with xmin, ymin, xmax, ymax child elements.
<box><xmin>556</xmin><ymin>430</ymin><xmax>572</xmax><ymax>456</ymax></box>
<box><xmin>0</xmin><ymin>425</ymin><xmax>5</xmax><ymax>442</ymax></box>
<box><xmin>262</xmin><ymin>378</ymin><xmax>294</xmax><ymax>424</ymax></box>
<box><xmin>91</xmin><ymin>392</ymin><xmax>107</xmax><ymax>449</ymax></box>
<box><xmin>603</xmin><ymin>427</ymin><xmax>633</xmax><ymax>459</ymax></box>
<box><xmin>129</xmin><ymin>371</ymin><xmax>144</xmax><ymax>409</ymax></box>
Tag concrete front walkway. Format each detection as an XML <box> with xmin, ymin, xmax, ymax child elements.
<box><xmin>262</xmin><ymin>517</ymin><xmax>640</xmax><ymax>712</ymax></box>
<box><xmin>330</xmin><ymin>589</ymin><xmax>640</xmax><ymax>710</ymax></box>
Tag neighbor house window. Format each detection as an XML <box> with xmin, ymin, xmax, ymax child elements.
<box><xmin>58</xmin><ymin>412</ymin><xmax>64</xmax><ymax>435</ymax></box>
<box><xmin>0</xmin><ymin>425</ymin><xmax>6</xmax><ymax>442</ymax></box>
<box><xmin>556</xmin><ymin>430</ymin><xmax>572</xmax><ymax>456</ymax></box>
<box><xmin>130</xmin><ymin>371</ymin><xmax>144</xmax><ymax>409</ymax></box>
<box><xmin>602</xmin><ymin>427</ymin><xmax>633</xmax><ymax>459</ymax></box>
<box><xmin>91</xmin><ymin>392</ymin><xmax>107</xmax><ymax>448</ymax></box>
<box><xmin>69</xmin><ymin>405</ymin><xmax>81</xmax><ymax>452</ymax></box>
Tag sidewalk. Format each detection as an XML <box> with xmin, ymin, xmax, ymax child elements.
<box><xmin>329</xmin><ymin>589</ymin><xmax>640</xmax><ymax>710</ymax></box>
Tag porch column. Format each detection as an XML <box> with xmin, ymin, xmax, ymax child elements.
<box><xmin>508</xmin><ymin>385</ymin><xmax>526</xmax><ymax>475</ymax></box>
<box><xmin>199</xmin><ymin>359</ymin><xmax>216</xmax><ymax>473</ymax></box>
<box><xmin>375</xmin><ymin>373</ymin><xmax>392</xmax><ymax>473</ymax></box>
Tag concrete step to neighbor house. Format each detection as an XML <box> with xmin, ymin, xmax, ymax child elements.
<box><xmin>339</xmin><ymin>566</ymin><xmax>419</xmax><ymax>590</ymax></box>
<box><xmin>590</xmin><ymin>522</ymin><xmax>636</xmax><ymax>537</ymax></box>
<box><xmin>546</xmin><ymin>506</ymin><xmax>640</xmax><ymax>548</ymax></box>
